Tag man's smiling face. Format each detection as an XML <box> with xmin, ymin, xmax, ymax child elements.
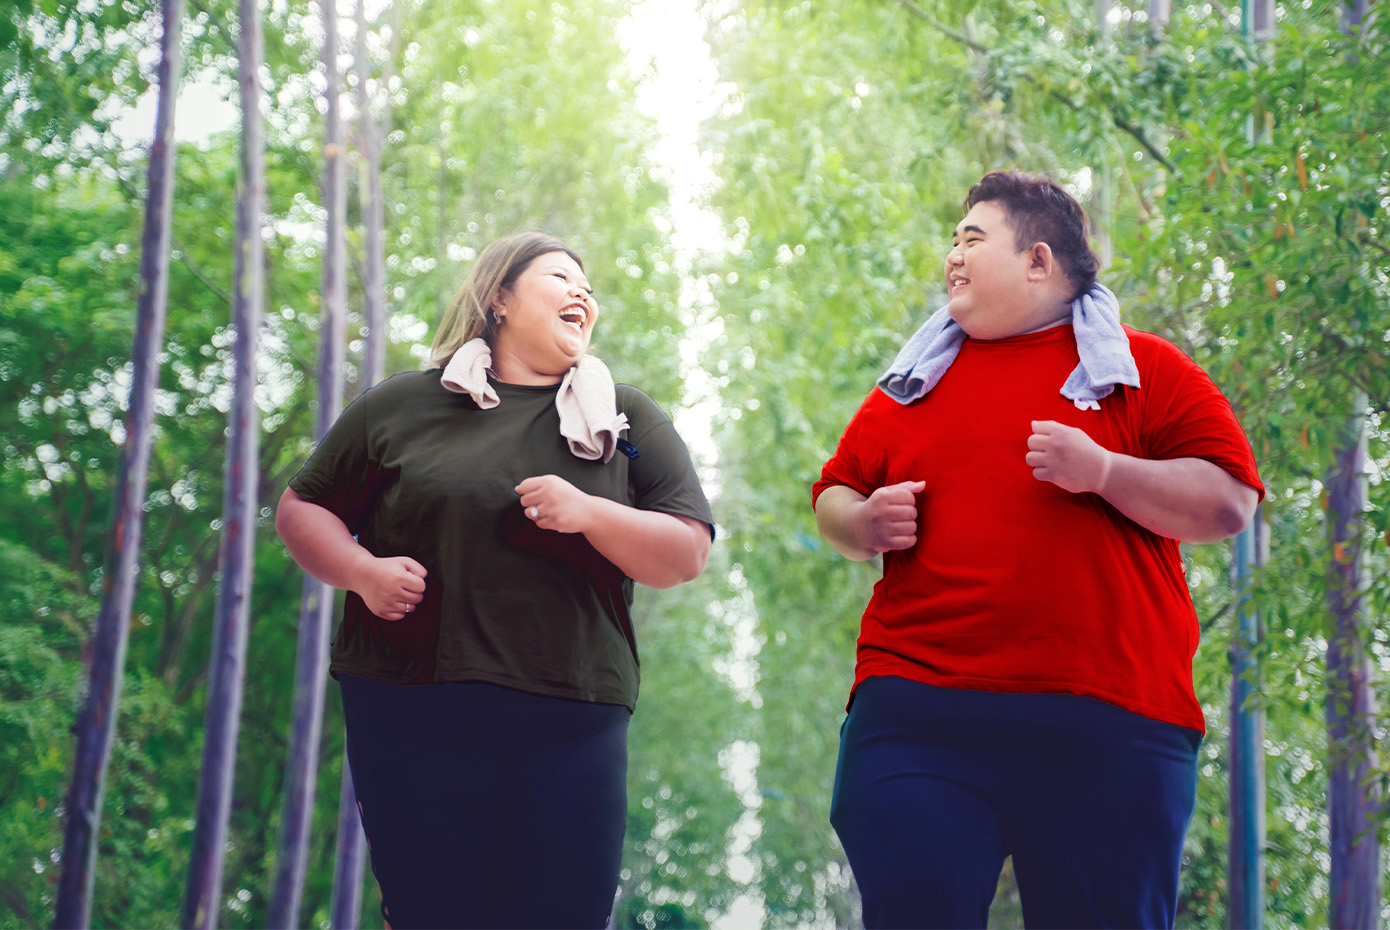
<box><xmin>943</xmin><ymin>200</ymin><xmax>1041</xmax><ymax>340</ymax></box>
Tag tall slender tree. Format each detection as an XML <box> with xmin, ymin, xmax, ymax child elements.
<box><xmin>267</xmin><ymin>0</ymin><xmax>348</xmax><ymax>923</ymax></box>
<box><xmin>322</xmin><ymin>3</ymin><xmax>360</xmax><ymax>915</ymax></box>
<box><xmin>1148</xmin><ymin>0</ymin><xmax>1170</xmax><ymax>36</ymax></box>
<box><xmin>52</xmin><ymin>0</ymin><xmax>186</xmax><ymax>925</ymax></box>
<box><xmin>179</xmin><ymin>0</ymin><xmax>264</xmax><ymax>924</ymax></box>
<box><xmin>1324</xmin><ymin>2</ymin><xmax>1383</xmax><ymax>926</ymax></box>
<box><xmin>1227</xmin><ymin>3</ymin><xmax>1275</xmax><ymax>925</ymax></box>
<box><xmin>1091</xmin><ymin>0</ymin><xmax>1113</xmax><ymax>268</ymax></box>
<box><xmin>1325</xmin><ymin>396</ymin><xmax>1380</xmax><ymax>930</ymax></box>
<box><xmin>355</xmin><ymin>0</ymin><xmax>388</xmax><ymax>390</ymax></box>
<box><xmin>1229</xmin><ymin>512</ymin><xmax>1267</xmax><ymax>930</ymax></box>
<box><xmin>329</xmin><ymin>759</ymin><xmax>365</xmax><ymax>930</ymax></box>
<box><xmin>323</xmin><ymin>4</ymin><xmax>398</xmax><ymax>920</ymax></box>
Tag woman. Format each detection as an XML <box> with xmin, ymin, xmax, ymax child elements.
<box><xmin>276</xmin><ymin>232</ymin><xmax>713</xmax><ymax>929</ymax></box>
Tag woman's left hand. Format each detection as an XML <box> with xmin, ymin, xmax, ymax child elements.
<box><xmin>516</xmin><ymin>475</ymin><xmax>595</xmax><ymax>534</ymax></box>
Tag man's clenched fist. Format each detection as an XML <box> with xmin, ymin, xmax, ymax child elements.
<box><xmin>1026</xmin><ymin>420</ymin><xmax>1113</xmax><ymax>495</ymax></box>
<box><xmin>858</xmin><ymin>480</ymin><xmax>927</xmax><ymax>553</ymax></box>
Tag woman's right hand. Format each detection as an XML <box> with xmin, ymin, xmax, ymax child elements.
<box><xmin>277</xmin><ymin>489</ymin><xmax>428</xmax><ymax>619</ymax></box>
<box><xmin>354</xmin><ymin>556</ymin><xmax>428</xmax><ymax>621</ymax></box>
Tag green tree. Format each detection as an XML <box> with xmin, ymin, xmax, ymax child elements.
<box><xmin>2</xmin><ymin>0</ymin><xmax>737</xmax><ymax>925</ymax></box>
<box><xmin>698</xmin><ymin>0</ymin><xmax>1389</xmax><ymax>924</ymax></box>
<box><xmin>54</xmin><ymin>0</ymin><xmax>186</xmax><ymax>923</ymax></box>
<box><xmin>181</xmin><ymin>0</ymin><xmax>265</xmax><ymax>921</ymax></box>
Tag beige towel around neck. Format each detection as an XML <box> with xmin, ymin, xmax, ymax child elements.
<box><xmin>439</xmin><ymin>338</ymin><xmax>629</xmax><ymax>463</ymax></box>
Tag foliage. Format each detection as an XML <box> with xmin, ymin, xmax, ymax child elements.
<box><xmin>1</xmin><ymin>0</ymin><xmax>1387</xmax><ymax>926</ymax></box>
<box><xmin>0</xmin><ymin>0</ymin><xmax>741</xmax><ymax>925</ymax></box>
<box><xmin>699</xmin><ymin>0</ymin><xmax>1388</xmax><ymax>925</ymax></box>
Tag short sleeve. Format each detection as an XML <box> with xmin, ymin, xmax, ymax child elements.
<box><xmin>287</xmin><ymin>388</ymin><xmax>393</xmax><ymax>533</ymax></box>
<box><xmin>618</xmin><ymin>386</ymin><xmax>715</xmax><ymax>539</ymax></box>
<box><xmin>813</xmin><ymin>389</ymin><xmax>883</xmax><ymax>508</ymax></box>
<box><xmin>1135</xmin><ymin>335</ymin><xmax>1265</xmax><ymax>500</ymax></box>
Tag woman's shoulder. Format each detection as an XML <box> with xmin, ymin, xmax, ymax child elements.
<box><xmin>615</xmin><ymin>382</ymin><xmax>667</xmax><ymax>418</ymax></box>
<box><xmin>356</xmin><ymin>368</ymin><xmax>445</xmax><ymax>402</ymax></box>
<box><xmin>330</xmin><ymin>369</ymin><xmax>445</xmax><ymax>426</ymax></box>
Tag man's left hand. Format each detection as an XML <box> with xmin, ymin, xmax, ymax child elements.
<box><xmin>1026</xmin><ymin>420</ymin><xmax>1113</xmax><ymax>495</ymax></box>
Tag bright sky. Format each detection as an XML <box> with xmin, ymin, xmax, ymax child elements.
<box><xmin>112</xmin><ymin>73</ymin><xmax>238</xmax><ymax>144</ymax></box>
<box><xmin>618</xmin><ymin>0</ymin><xmax>730</xmax><ymax>256</ymax></box>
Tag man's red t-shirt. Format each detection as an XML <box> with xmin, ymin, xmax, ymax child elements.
<box><xmin>813</xmin><ymin>324</ymin><xmax>1264</xmax><ymax>732</ymax></box>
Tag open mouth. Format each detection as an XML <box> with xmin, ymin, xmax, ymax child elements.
<box><xmin>949</xmin><ymin>275</ymin><xmax>969</xmax><ymax>293</ymax></box>
<box><xmin>560</xmin><ymin>305</ymin><xmax>587</xmax><ymax>331</ymax></box>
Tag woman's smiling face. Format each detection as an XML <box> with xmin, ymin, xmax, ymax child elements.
<box><xmin>489</xmin><ymin>250</ymin><xmax>598</xmax><ymax>383</ymax></box>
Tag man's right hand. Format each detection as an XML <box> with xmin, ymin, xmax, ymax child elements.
<box><xmin>857</xmin><ymin>481</ymin><xmax>926</xmax><ymax>553</ymax></box>
<box><xmin>355</xmin><ymin>556</ymin><xmax>428</xmax><ymax>621</ymax></box>
<box><xmin>815</xmin><ymin>481</ymin><xmax>925</xmax><ymax>561</ymax></box>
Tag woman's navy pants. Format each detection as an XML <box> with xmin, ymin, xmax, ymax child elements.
<box><xmin>830</xmin><ymin>676</ymin><xmax>1201</xmax><ymax>929</ymax></box>
<box><xmin>339</xmin><ymin>675</ymin><xmax>630</xmax><ymax>929</ymax></box>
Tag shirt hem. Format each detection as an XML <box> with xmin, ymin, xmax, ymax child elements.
<box><xmin>330</xmin><ymin>661</ymin><xmax>637</xmax><ymax>711</ymax></box>
<box><xmin>851</xmin><ymin>663</ymin><xmax>1205</xmax><ymax>733</ymax></box>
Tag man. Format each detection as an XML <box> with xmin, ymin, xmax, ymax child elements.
<box><xmin>814</xmin><ymin>170</ymin><xmax>1263</xmax><ymax>929</ymax></box>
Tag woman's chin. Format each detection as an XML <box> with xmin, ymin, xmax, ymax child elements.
<box><xmin>554</xmin><ymin>334</ymin><xmax>588</xmax><ymax>362</ymax></box>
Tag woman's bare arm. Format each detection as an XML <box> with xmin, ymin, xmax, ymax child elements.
<box><xmin>275</xmin><ymin>487</ymin><xmax>427</xmax><ymax>620</ymax></box>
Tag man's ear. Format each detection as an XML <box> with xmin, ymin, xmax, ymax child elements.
<box><xmin>1025</xmin><ymin>242</ymin><xmax>1056</xmax><ymax>283</ymax></box>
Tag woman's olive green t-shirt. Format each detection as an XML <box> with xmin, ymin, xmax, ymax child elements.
<box><xmin>288</xmin><ymin>369</ymin><xmax>714</xmax><ymax>710</ymax></box>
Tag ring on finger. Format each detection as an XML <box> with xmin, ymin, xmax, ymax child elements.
<box><xmin>527</xmin><ymin>506</ymin><xmax>539</xmax><ymax>519</ymax></box>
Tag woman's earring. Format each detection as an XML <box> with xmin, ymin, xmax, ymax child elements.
<box><xmin>491</xmin><ymin>310</ymin><xmax>502</xmax><ymax>325</ymax></box>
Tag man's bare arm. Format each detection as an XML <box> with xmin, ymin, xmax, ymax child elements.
<box><xmin>815</xmin><ymin>481</ymin><xmax>925</xmax><ymax>561</ymax></box>
<box><xmin>1026</xmin><ymin>420</ymin><xmax>1258</xmax><ymax>543</ymax></box>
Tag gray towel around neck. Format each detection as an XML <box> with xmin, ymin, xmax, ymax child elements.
<box><xmin>876</xmin><ymin>282</ymin><xmax>1141</xmax><ymax>410</ymax></box>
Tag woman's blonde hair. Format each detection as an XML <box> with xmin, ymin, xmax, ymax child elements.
<box><xmin>429</xmin><ymin>232</ymin><xmax>585</xmax><ymax>368</ymax></box>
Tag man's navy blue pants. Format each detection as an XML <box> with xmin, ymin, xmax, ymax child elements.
<box><xmin>830</xmin><ymin>676</ymin><xmax>1202</xmax><ymax>929</ymax></box>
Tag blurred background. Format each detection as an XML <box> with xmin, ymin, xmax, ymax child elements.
<box><xmin>1</xmin><ymin>0</ymin><xmax>1387</xmax><ymax>926</ymax></box>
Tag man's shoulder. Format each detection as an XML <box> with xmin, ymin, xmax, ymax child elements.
<box><xmin>1122</xmin><ymin>326</ymin><xmax>1201</xmax><ymax>370</ymax></box>
<box><xmin>1122</xmin><ymin>325</ymin><xmax>1178</xmax><ymax>351</ymax></box>
<box><xmin>839</xmin><ymin>386</ymin><xmax>915</xmax><ymax>434</ymax></box>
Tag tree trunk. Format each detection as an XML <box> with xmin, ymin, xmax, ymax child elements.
<box><xmin>1325</xmin><ymin>397</ymin><xmax>1382</xmax><ymax>930</ymax></box>
<box><xmin>1225</xmin><ymin>7</ymin><xmax>1277</xmax><ymax>925</ymax></box>
<box><xmin>355</xmin><ymin>0</ymin><xmax>387</xmax><ymax>389</ymax></box>
<box><xmin>1090</xmin><ymin>0</ymin><xmax>1113</xmax><ymax>269</ymax></box>
<box><xmin>53</xmin><ymin>1</ymin><xmax>185</xmax><ymax>925</ymax></box>
<box><xmin>324</xmin><ymin>4</ymin><xmax>392</xmax><ymax>922</ymax></box>
<box><xmin>1324</xmin><ymin>4</ymin><xmax>1381</xmax><ymax>925</ymax></box>
<box><xmin>179</xmin><ymin>0</ymin><xmax>264</xmax><ymax>925</ymax></box>
<box><xmin>266</xmin><ymin>0</ymin><xmax>349</xmax><ymax>924</ymax></box>
<box><xmin>1148</xmin><ymin>0</ymin><xmax>1170</xmax><ymax>38</ymax></box>
<box><xmin>434</xmin><ymin>120</ymin><xmax>450</xmax><ymax>331</ymax></box>
<box><xmin>1341</xmin><ymin>0</ymin><xmax>1370</xmax><ymax>35</ymax></box>
<box><xmin>1228</xmin><ymin>509</ymin><xmax>1266</xmax><ymax>930</ymax></box>
<box><xmin>330</xmin><ymin>760</ymin><xmax>367</xmax><ymax>929</ymax></box>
